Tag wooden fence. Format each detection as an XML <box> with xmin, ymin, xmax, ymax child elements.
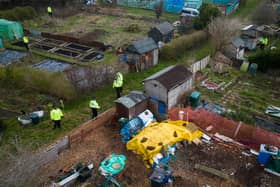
<box><xmin>188</xmin><ymin>55</ymin><xmax>211</xmax><ymax>74</ymax></box>
<box><xmin>68</xmin><ymin>108</ymin><xmax>116</xmax><ymax>146</ymax></box>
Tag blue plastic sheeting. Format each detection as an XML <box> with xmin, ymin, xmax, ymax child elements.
<box><xmin>33</xmin><ymin>59</ymin><xmax>72</xmax><ymax>72</ymax></box>
<box><xmin>0</xmin><ymin>49</ymin><xmax>27</xmax><ymax>66</ymax></box>
<box><xmin>185</xmin><ymin>0</ymin><xmax>202</xmax><ymax>9</ymax></box>
<box><xmin>164</xmin><ymin>0</ymin><xmax>185</xmax><ymax>13</ymax></box>
<box><xmin>225</xmin><ymin>0</ymin><xmax>239</xmax><ymax>15</ymax></box>
<box><xmin>120</xmin><ymin>117</ymin><xmax>144</xmax><ymax>143</ymax></box>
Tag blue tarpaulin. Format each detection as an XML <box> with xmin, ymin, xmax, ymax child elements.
<box><xmin>164</xmin><ymin>0</ymin><xmax>185</xmax><ymax>13</ymax></box>
<box><xmin>120</xmin><ymin>117</ymin><xmax>144</xmax><ymax>143</ymax></box>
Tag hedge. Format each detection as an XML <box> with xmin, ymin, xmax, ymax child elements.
<box><xmin>160</xmin><ymin>31</ymin><xmax>208</xmax><ymax>61</ymax></box>
<box><xmin>0</xmin><ymin>6</ymin><xmax>37</xmax><ymax>21</ymax></box>
<box><xmin>248</xmin><ymin>49</ymin><xmax>280</xmax><ymax>72</ymax></box>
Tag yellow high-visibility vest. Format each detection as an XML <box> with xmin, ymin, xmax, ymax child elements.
<box><xmin>89</xmin><ymin>100</ymin><xmax>100</xmax><ymax>109</ymax></box>
<box><xmin>47</xmin><ymin>6</ymin><xmax>52</xmax><ymax>13</ymax></box>
<box><xmin>23</xmin><ymin>36</ymin><xmax>29</xmax><ymax>44</ymax></box>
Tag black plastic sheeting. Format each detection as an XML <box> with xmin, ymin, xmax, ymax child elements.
<box><xmin>254</xmin><ymin>116</ymin><xmax>280</xmax><ymax>133</ymax></box>
<box><xmin>0</xmin><ymin>50</ymin><xmax>27</xmax><ymax>66</ymax></box>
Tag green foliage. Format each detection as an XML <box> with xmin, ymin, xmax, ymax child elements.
<box><xmin>160</xmin><ymin>31</ymin><xmax>208</xmax><ymax>61</ymax></box>
<box><xmin>248</xmin><ymin>48</ymin><xmax>280</xmax><ymax>72</ymax></box>
<box><xmin>0</xmin><ymin>6</ymin><xmax>37</xmax><ymax>21</ymax></box>
<box><xmin>124</xmin><ymin>23</ymin><xmax>141</xmax><ymax>33</ymax></box>
<box><xmin>193</xmin><ymin>3</ymin><xmax>221</xmax><ymax>30</ymax></box>
<box><xmin>0</xmin><ymin>66</ymin><xmax>76</xmax><ymax>100</ymax></box>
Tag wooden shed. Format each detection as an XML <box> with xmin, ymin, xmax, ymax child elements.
<box><xmin>115</xmin><ymin>91</ymin><xmax>148</xmax><ymax>119</ymax></box>
<box><xmin>148</xmin><ymin>22</ymin><xmax>174</xmax><ymax>43</ymax></box>
<box><xmin>126</xmin><ymin>37</ymin><xmax>159</xmax><ymax>72</ymax></box>
<box><xmin>143</xmin><ymin>65</ymin><xmax>193</xmax><ymax>109</ymax></box>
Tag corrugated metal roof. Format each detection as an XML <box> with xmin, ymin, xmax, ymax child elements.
<box><xmin>155</xmin><ymin>22</ymin><xmax>174</xmax><ymax>35</ymax></box>
<box><xmin>143</xmin><ymin>65</ymin><xmax>193</xmax><ymax>91</ymax></box>
<box><xmin>115</xmin><ymin>91</ymin><xmax>148</xmax><ymax>109</ymax></box>
<box><xmin>127</xmin><ymin>37</ymin><xmax>158</xmax><ymax>55</ymax></box>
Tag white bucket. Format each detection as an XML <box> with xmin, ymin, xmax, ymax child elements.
<box><xmin>178</xmin><ymin>110</ymin><xmax>184</xmax><ymax>120</ymax></box>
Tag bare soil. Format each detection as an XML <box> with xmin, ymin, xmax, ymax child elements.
<box><xmin>36</xmin><ymin>124</ymin><xmax>280</xmax><ymax>187</ymax></box>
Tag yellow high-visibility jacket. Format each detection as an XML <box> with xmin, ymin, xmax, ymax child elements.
<box><xmin>89</xmin><ymin>100</ymin><xmax>100</xmax><ymax>109</ymax></box>
<box><xmin>23</xmin><ymin>36</ymin><xmax>29</xmax><ymax>44</ymax></box>
<box><xmin>50</xmin><ymin>108</ymin><xmax>63</xmax><ymax>121</ymax></box>
<box><xmin>47</xmin><ymin>6</ymin><xmax>52</xmax><ymax>13</ymax></box>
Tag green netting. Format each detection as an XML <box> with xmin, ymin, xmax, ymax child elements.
<box><xmin>0</xmin><ymin>38</ymin><xmax>3</xmax><ymax>48</ymax></box>
<box><xmin>116</xmin><ymin>0</ymin><xmax>161</xmax><ymax>10</ymax></box>
<box><xmin>0</xmin><ymin>19</ymin><xmax>23</xmax><ymax>41</ymax></box>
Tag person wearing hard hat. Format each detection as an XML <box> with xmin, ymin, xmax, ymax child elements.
<box><xmin>50</xmin><ymin>104</ymin><xmax>63</xmax><ymax>129</ymax></box>
<box><xmin>23</xmin><ymin>35</ymin><xmax>29</xmax><ymax>50</ymax></box>
<box><xmin>89</xmin><ymin>96</ymin><xmax>100</xmax><ymax>119</ymax></box>
<box><xmin>47</xmin><ymin>5</ymin><xmax>53</xmax><ymax>17</ymax></box>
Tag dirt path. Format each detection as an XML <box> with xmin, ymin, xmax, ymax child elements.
<box><xmin>35</xmin><ymin>124</ymin><xmax>279</xmax><ymax>187</ymax></box>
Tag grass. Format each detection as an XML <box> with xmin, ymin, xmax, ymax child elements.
<box><xmin>230</xmin><ymin>0</ymin><xmax>261</xmax><ymax>19</ymax></box>
<box><xmin>0</xmin><ymin>39</ymin><xmax>211</xmax><ymax>156</ymax></box>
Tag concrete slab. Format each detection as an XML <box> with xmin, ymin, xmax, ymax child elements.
<box><xmin>33</xmin><ymin>59</ymin><xmax>72</xmax><ymax>72</ymax></box>
<box><xmin>0</xmin><ymin>49</ymin><xmax>27</xmax><ymax>66</ymax></box>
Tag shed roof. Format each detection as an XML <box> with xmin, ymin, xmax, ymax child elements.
<box><xmin>127</xmin><ymin>37</ymin><xmax>158</xmax><ymax>55</ymax></box>
<box><xmin>242</xmin><ymin>24</ymin><xmax>258</xmax><ymax>31</ymax></box>
<box><xmin>115</xmin><ymin>91</ymin><xmax>148</xmax><ymax>109</ymax></box>
<box><xmin>143</xmin><ymin>65</ymin><xmax>193</xmax><ymax>91</ymax></box>
<box><xmin>232</xmin><ymin>37</ymin><xmax>245</xmax><ymax>48</ymax></box>
<box><xmin>154</xmin><ymin>22</ymin><xmax>174</xmax><ymax>35</ymax></box>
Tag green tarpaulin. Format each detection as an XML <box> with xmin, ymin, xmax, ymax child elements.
<box><xmin>0</xmin><ymin>19</ymin><xmax>23</xmax><ymax>41</ymax></box>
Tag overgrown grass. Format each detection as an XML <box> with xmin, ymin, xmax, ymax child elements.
<box><xmin>0</xmin><ymin>66</ymin><xmax>76</xmax><ymax>100</ymax></box>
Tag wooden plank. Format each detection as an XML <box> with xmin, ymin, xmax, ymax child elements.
<box><xmin>194</xmin><ymin>164</ymin><xmax>230</xmax><ymax>180</ymax></box>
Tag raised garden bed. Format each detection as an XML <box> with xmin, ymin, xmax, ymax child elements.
<box><xmin>53</xmin><ymin>49</ymin><xmax>80</xmax><ymax>58</ymax></box>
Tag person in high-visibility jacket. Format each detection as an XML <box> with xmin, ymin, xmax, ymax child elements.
<box><xmin>259</xmin><ymin>37</ymin><xmax>269</xmax><ymax>49</ymax></box>
<box><xmin>47</xmin><ymin>6</ymin><xmax>52</xmax><ymax>17</ymax></box>
<box><xmin>23</xmin><ymin>36</ymin><xmax>29</xmax><ymax>50</ymax></box>
<box><xmin>113</xmin><ymin>72</ymin><xmax>123</xmax><ymax>98</ymax></box>
<box><xmin>50</xmin><ymin>104</ymin><xmax>63</xmax><ymax>129</ymax></box>
<box><xmin>89</xmin><ymin>96</ymin><xmax>100</xmax><ymax>119</ymax></box>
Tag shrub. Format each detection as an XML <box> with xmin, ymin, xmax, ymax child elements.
<box><xmin>248</xmin><ymin>48</ymin><xmax>280</xmax><ymax>72</ymax></box>
<box><xmin>124</xmin><ymin>24</ymin><xmax>141</xmax><ymax>33</ymax></box>
<box><xmin>0</xmin><ymin>6</ymin><xmax>36</xmax><ymax>21</ymax></box>
<box><xmin>193</xmin><ymin>3</ymin><xmax>221</xmax><ymax>30</ymax></box>
<box><xmin>160</xmin><ymin>31</ymin><xmax>208</xmax><ymax>61</ymax></box>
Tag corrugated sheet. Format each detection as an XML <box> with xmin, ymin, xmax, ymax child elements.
<box><xmin>144</xmin><ymin>65</ymin><xmax>193</xmax><ymax>90</ymax></box>
<box><xmin>127</xmin><ymin>38</ymin><xmax>158</xmax><ymax>55</ymax></box>
<box><xmin>115</xmin><ymin>91</ymin><xmax>148</xmax><ymax>109</ymax></box>
<box><xmin>155</xmin><ymin>22</ymin><xmax>174</xmax><ymax>35</ymax></box>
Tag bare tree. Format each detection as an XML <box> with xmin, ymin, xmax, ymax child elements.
<box><xmin>154</xmin><ymin>0</ymin><xmax>164</xmax><ymax>20</ymax></box>
<box><xmin>207</xmin><ymin>17</ymin><xmax>241</xmax><ymax>51</ymax></box>
<box><xmin>0</xmin><ymin>136</ymin><xmax>44</xmax><ymax>187</ymax></box>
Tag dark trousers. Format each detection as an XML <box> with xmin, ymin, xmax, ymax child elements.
<box><xmin>115</xmin><ymin>87</ymin><xmax>121</xmax><ymax>98</ymax></box>
<box><xmin>53</xmin><ymin>120</ymin><xmax>61</xmax><ymax>129</ymax></box>
<box><xmin>48</xmin><ymin>12</ymin><xmax>52</xmax><ymax>17</ymax></box>
<box><xmin>24</xmin><ymin>43</ymin><xmax>29</xmax><ymax>50</ymax></box>
<box><xmin>91</xmin><ymin>108</ymin><xmax>98</xmax><ymax>119</ymax></box>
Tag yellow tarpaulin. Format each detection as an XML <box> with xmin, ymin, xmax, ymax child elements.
<box><xmin>126</xmin><ymin>120</ymin><xmax>203</xmax><ymax>166</ymax></box>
